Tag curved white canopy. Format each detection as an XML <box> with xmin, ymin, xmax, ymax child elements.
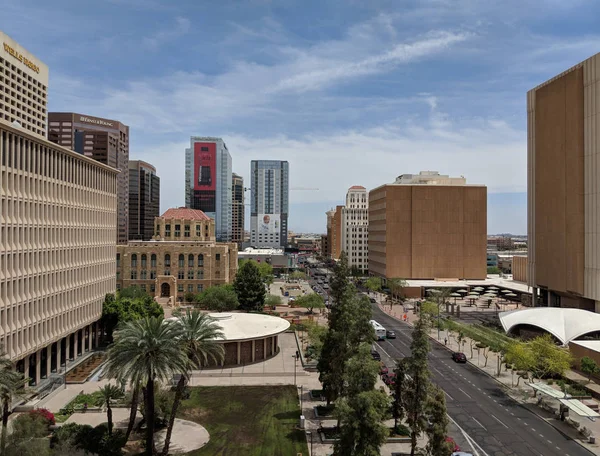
<box><xmin>499</xmin><ymin>308</ymin><xmax>600</xmax><ymax>345</ymax></box>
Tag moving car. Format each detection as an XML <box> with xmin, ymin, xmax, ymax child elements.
<box><xmin>451</xmin><ymin>352</ymin><xmax>467</xmax><ymax>363</ymax></box>
<box><xmin>371</xmin><ymin>346</ymin><xmax>381</xmax><ymax>361</ymax></box>
<box><xmin>386</xmin><ymin>330</ymin><xmax>396</xmax><ymax>339</ymax></box>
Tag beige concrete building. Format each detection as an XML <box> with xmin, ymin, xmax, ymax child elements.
<box><xmin>369</xmin><ymin>171</ymin><xmax>487</xmax><ymax>280</ymax></box>
<box><xmin>527</xmin><ymin>52</ymin><xmax>600</xmax><ymax>311</ymax></box>
<box><xmin>0</xmin><ymin>119</ymin><xmax>118</xmax><ymax>387</ymax></box>
<box><xmin>513</xmin><ymin>255</ymin><xmax>528</xmax><ymax>283</ymax></box>
<box><xmin>341</xmin><ymin>186</ymin><xmax>369</xmax><ymax>272</ymax></box>
<box><xmin>325</xmin><ymin>205</ymin><xmax>343</xmax><ymax>260</ymax></box>
<box><xmin>116</xmin><ymin>207</ymin><xmax>238</xmax><ymax>303</ymax></box>
<box><xmin>0</xmin><ymin>31</ymin><xmax>48</xmax><ymax>136</ymax></box>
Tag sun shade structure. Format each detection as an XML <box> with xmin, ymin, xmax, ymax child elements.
<box><xmin>500</xmin><ymin>308</ymin><xmax>600</xmax><ymax>345</ymax></box>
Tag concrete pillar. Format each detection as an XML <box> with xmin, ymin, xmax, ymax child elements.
<box><xmin>457</xmin><ymin>305</ymin><xmax>461</xmax><ymax>318</ymax></box>
<box><xmin>46</xmin><ymin>346</ymin><xmax>51</xmax><ymax>378</ymax></box>
<box><xmin>35</xmin><ymin>351</ymin><xmax>41</xmax><ymax>386</ymax></box>
<box><xmin>73</xmin><ymin>331</ymin><xmax>79</xmax><ymax>359</ymax></box>
<box><xmin>95</xmin><ymin>322</ymin><xmax>101</xmax><ymax>347</ymax></box>
<box><xmin>57</xmin><ymin>340</ymin><xmax>62</xmax><ymax>372</ymax></box>
<box><xmin>65</xmin><ymin>335</ymin><xmax>71</xmax><ymax>362</ymax></box>
<box><xmin>237</xmin><ymin>342</ymin><xmax>241</xmax><ymax>365</ymax></box>
<box><xmin>88</xmin><ymin>325</ymin><xmax>93</xmax><ymax>352</ymax></box>
<box><xmin>263</xmin><ymin>338</ymin><xmax>267</xmax><ymax>360</ymax></box>
<box><xmin>252</xmin><ymin>340</ymin><xmax>256</xmax><ymax>362</ymax></box>
<box><xmin>23</xmin><ymin>355</ymin><xmax>31</xmax><ymax>384</ymax></box>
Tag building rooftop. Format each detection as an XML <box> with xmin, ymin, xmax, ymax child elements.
<box><xmin>404</xmin><ymin>276</ymin><xmax>530</xmax><ymax>293</ymax></box>
<box><xmin>240</xmin><ymin>247</ymin><xmax>285</xmax><ymax>255</ymax></box>
<box><xmin>349</xmin><ymin>185</ymin><xmax>366</xmax><ymax>190</ymax></box>
<box><xmin>160</xmin><ymin>207</ymin><xmax>211</xmax><ymax>221</ymax></box>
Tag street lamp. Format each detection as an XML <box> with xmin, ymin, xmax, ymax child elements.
<box><xmin>293</xmin><ymin>351</ymin><xmax>299</xmax><ymax>385</ymax></box>
<box><xmin>306</xmin><ymin>430</ymin><xmax>313</xmax><ymax>455</ymax></box>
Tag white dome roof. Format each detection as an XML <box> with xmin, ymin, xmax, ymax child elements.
<box><xmin>499</xmin><ymin>308</ymin><xmax>600</xmax><ymax>345</ymax></box>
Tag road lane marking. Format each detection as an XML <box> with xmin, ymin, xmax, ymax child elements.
<box><xmin>491</xmin><ymin>414</ymin><xmax>509</xmax><ymax>429</ymax></box>
<box><xmin>472</xmin><ymin>417</ymin><xmax>487</xmax><ymax>430</ymax></box>
<box><xmin>446</xmin><ymin>414</ymin><xmax>490</xmax><ymax>456</ymax></box>
<box><xmin>444</xmin><ymin>391</ymin><xmax>454</xmax><ymax>401</ymax></box>
<box><xmin>458</xmin><ymin>387</ymin><xmax>473</xmax><ymax>399</ymax></box>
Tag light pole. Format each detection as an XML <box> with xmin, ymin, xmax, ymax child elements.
<box><xmin>306</xmin><ymin>430</ymin><xmax>313</xmax><ymax>455</ymax></box>
<box><xmin>293</xmin><ymin>351</ymin><xmax>299</xmax><ymax>385</ymax></box>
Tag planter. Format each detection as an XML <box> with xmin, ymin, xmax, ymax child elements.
<box><xmin>309</xmin><ymin>390</ymin><xmax>325</xmax><ymax>401</ymax></box>
<box><xmin>313</xmin><ymin>405</ymin><xmax>335</xmax><ymax>418</ymax></box>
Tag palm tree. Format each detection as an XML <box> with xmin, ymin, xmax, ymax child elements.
<box><xmin>388</xmin><ymin>278</ymin><xmax>407</xmax><ymax>307</ymax></box>
<box><xmin>125</xmin><ymin>381</ymin><xmax>141</xmax><ymax>441</ymax></box>
<box><xmin>0</xmin><ymin>347</ymin><xmax>25</xmax><ymax>455</ymax></box>
<box><xmin>161</xmin><ymin>310</ymin><xmax>225</xmax><ymax>456</ymax></box>
<box><xmin>99</xmin><ymin>383</ymin><xmax>125</xmax><ymax>436</ymax></box>
<box><xmin>104</xmin><ymin>317</ymin><xmax>188</xmax><ymax>456</ymax></box>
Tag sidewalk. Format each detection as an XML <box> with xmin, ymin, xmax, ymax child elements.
<box><xmin>376</xmin><ymin>298</ymin><xmax>600</xmax><ymax>455</ymax></box>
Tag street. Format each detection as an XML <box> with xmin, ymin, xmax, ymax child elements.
<box><xmin>371</xmin><ymin>303</ymin><xmax>594</xmax><ymax>456</ymax></box>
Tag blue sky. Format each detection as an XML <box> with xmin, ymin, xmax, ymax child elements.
<box><xmin>3</xmin><ymin>0</ymin><xmax>599</xmax><ymax>234</ymax></box>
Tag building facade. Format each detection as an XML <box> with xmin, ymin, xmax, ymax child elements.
<box><xmin>117</xmin><ymin>208</ymin><xmax>238</xmax><ymax>303</ymax></box>
<box><xmin>341</xmin><ymin>186</ymin><xmax>369</xmax><ymax>272</ymax></box>
<box><xmin>47</xmin><ymin>112</ymin><xmax>129</xmax><ymax>244</ymax></box>
<box><xmin>0</xmin><ymin>31</ymin><xmax>48</xmax><ymax>136</ymax></box>
<box><xmin>250</xmin><ymin>160</ymin><xmax>289</xmax><ymax>248</ymax></box>
<box><xmin>128</xmin><ymin>160</ymin><xmax>160</xmax><ymax>241</ymax></box>
<box><xmin>231</xmin><ymin>172</ymin><xmax>244</xmax><ymax>247</ymax></box>
<box><xmin>0</xmin><ymin>120</ymin><xmax>118</xmax><ymax>387</ymax></box>
<box><xmin>369</xmin><ymin>171</ymin><xmax>487</xmax><ymax>280</ymax></box>
<box><xmin>185</xmin><ymin>137</ymin><xmax>232</xmax><ymax>242</ymax></box>
<box><xmin>325</xmin><ymin>206</ymin><xmax>343</xmax><ymax>260</ymax></box>
<box><xmin>527</xmin><ymin>52</ymin><xmax>600</xmax><ymax>311</ymax></box>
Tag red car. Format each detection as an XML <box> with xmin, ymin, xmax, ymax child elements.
<box><xmin>445</xmin><ymin>437</ymin><xmax>460</xmax><ymax>452</ymax></box>
<box><xmin>382</xmin><ymin>373</ymin><xmax>396</xmax><ymax>386</ymax></box>
<box><xmin>379</xmin><ymin>364</ymin><xmax>389</xmax><ymax>376</ymax></box>
<box><xmin>451</xmin><ymin>352</ymin><xmax>467</xmax><ymax>363</ymax></box>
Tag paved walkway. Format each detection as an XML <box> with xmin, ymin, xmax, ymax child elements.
<box><xmin>42</xmin><ymin>378</ymin><xmax>112</xmax><ymax>413</ymax></box>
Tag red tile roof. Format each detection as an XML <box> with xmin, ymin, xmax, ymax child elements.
<box><xmin>349</xmin><ymin>185</ymin><xmax>366</xmax><ymax>190</ymax></box>
<box><xmin>160</xmin><ymin>207</ymin><xmax>211</xmax><ymax>221</ymax></box>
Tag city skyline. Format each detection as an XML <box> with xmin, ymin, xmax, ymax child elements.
<box><xmin>3</xmin><ymin>1</ymin><xmax>599</xmax><ymax>233</ymax></box>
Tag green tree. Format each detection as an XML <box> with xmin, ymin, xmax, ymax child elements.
<box><xmin>233</xmin><ymin>261</ymin><xmax>266</xmax><ymax>312</ymax></box>
<box><xmin>125</xmin><ymin>382</ymin><xmax>141</xmax><ymax>441</ymax></box>
<box><xmin>5</xmin><ymin>412</ymin><xmax>51</xmax><ymax>456</ymax></box>
<box><xmin>162</xmin><ymin>311</ymin><xmax>224</xmax><ymax>456</ymax></box>
<box><xmin>289</xmin><ymin>271</ymin><xmax>307</xmax><ymax>281</ymax></box>
<box><xmin>388</xmin><ymin>278</ymin><xmax>408</xmax><ymax>304</ymax></box>
<box><xmin>329</xmin><ymin>251</ymin><xmax>353</xmax><ymax>308</ymax></box>
<box><xmin>580</xmin><ymin>356</ymin><xmax>599</xmax><ymax>382</ymax></box>
<box><xmin>344</xmin><ymin>343</ymin><xmax>380</xmax><ymax>397</ymax></box>
<box><xmin>239</xmin><ymin>259</ymin><xmax>274</xmax><ymax>284</ymax></box>
<box><xmin>334</xmin><ymin>390</ymin><xmax>390</xmax><ymax>456</ymax></box>
<box><xmin>195</xmin><ymin>285</ymin><xmax>239</xmax><ymax>312</ymax></box>
<box><xmin>425</xmin><ymin>386</ymin><xmax>453</xmax><ymax>456</ymax></box>
<box><xmin>365</xmin><ymin>277</ymin><xmax>382</xmax><ymax>294</ymax></box>
<box><xmin>101</xmin><ymin>294</ymin><xmax>164</xmax><ymax>342</ymax></box>
<box><xmin>529</xmin><ymin>334</ymin><xmax>572</xmax><ymax>379</ymax></box>
<box><xmin>406</xmin><ymin>317</ymin><xmax>430</xmax><ymax>456</ymax></box>
<box><xmin>118</xmin><ymin>285</ymin><xmax>148</xmax><ymax>300</ymax></box>
<box><xmin>265</xmin><ymin>294</ymin><xmax>282</xmax><ymax>307</ymax></box>
<box><xmin>295</xmin><ymin>293</ymin><xmax>325</xmax><ymax>314</ymax></box>
<box><xmin>487</xmin><ymin>266</ymin><xmax>501</xmax><ymax>274</ymax></box>
<box><xmin>0</xmin><ymin>346</ymin><xmax>26</xmax><ymax>455</ymax></box>
<box><xmin>184</xmin><ymin>292</ymin><xmax>195</xmax><ymax>303</ymax></box>
<box><xmin>391</xmin><ymin>358</ymin><xmax>408</xmax><ymax>429</ymax></box>
<box><xmin>104</xmin><ymin>317</ymin><xmax>188</xmax><ymax>456</ymax></box>
<box><xmin>98</xmin><ymin>384</ymin><xmax>124</xmax><ymax>437</ymax></box>
<box><xmin>505</xmin><ymin>341</ymin><xmax>535</xmax><ymax>386</ymax></box>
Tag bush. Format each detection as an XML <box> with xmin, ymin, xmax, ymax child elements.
<box><xmin>30</xmin><ymin>408</ymin><xmax>55</xmax><ymax>425</ymax></box>
<box><xmin>391</xmin><ymin>423</ymin><xmax>410</xmax><ymax>436</ymax></box>
<box><xmin>52</xmin><ymin>423</ymin><xmax>125</xmax><ymax>456</ymax></box>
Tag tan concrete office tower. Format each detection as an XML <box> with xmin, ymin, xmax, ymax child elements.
<box><xmin>341</xmin><ymin>186</ymin><xmax>369</xmax><ymax>272</ymax></box>
<box><xmin>325</xmin><ymin>206</ymin><xmax>343</xmax><ymax>260</ymax></box>
<box><xmin>369</xmin><ymin>171</ymin><xmax>487</xmax><ymax>279</ymax></box>
<box><xmin>0</xmin><ymin>120</ymin><xmax>118</xmax><ymax>388</ymax></box>
<box><xmin>527</xmin><ymin>52</ymin><xmax>600</xmax><ymax>311</ymax></box>
<box><xmin>0</xmin><ymin>31</ymin><xmax>49</xmax><ymax>136</ymax></box>
<box><xmin>47</xmin><ymin>113</ymin><xmax>129</xmax><ymax>244</ymax></box>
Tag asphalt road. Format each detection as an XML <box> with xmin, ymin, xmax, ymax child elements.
<box><xmin>371</xmin><ymin>303</ymin><xmax>594</xmax><ymax>456</ymax></box>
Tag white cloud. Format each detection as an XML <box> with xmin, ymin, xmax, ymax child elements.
<box><xmin>143</xmin><ymin>16</ymin><xmax>191</xmax><ymax>50</ymax></box>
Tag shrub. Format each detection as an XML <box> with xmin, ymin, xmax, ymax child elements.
<box><xmin>30</xmin><ymin>408</ymin><xmax>55</xmax><ymax>425</ymax></box>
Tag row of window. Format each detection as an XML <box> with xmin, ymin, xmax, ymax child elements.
<box><xmin>118</xmin><ymin>253</ymin><xmax>222</xmax><ymax>268</ymax></box>
<box><xmin>121</xmin><ymin>269</ymin><xmax>209</xmax><ymax>280</ymax></box>
<box><xmin>117</xmin><ymin>283</ymin><xmax>206</xmax><ymax>294</ymax></box>
<box><xmin>159</xmin><ymin>223</ymin><xmax>210</xmax><ymax>238</ymax></box>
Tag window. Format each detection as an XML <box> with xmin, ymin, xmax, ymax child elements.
<box><xmin>131</xmin><ymin>254</ymin><xmax>137</xmax><ymax>268</ymax></box>
<box><xmin>201</xmin><ymin>146</ymin><xmax>209</xmax><ymax>151</ymax></box>
<box><xmin>184</xmin><ymin>225</ymin><xmax>190</xmax><ymax>237</ymax></box>
<box><xmin>178</xmin><ymin>284</ymin><xmax>184</xmax><ymax>292</ymax></box>
<box><xmin>141</xmin><ymin>254</ymin><xmax>147</xmax><ymax>268</ymax></box>
<box><xmin>188</xmin><ymin>284</ymin><xmax>194</xmax><ymax>293</ymax></box>
<box><xmin>116</xmin><ymin>271</ymin><xmax>120</xmax><ymax>280</ymax></box>
<box><xmin>164</xmin><ymin>254</ymin><xmax>170</xmax><ymax>267</ymax></box>
<box><xmin>175</xmin><ymin>224</ymin><xmax>181</xmax><ymax>237</ymax></box>
<box><xmin>151</xmin><ymin>254</ymin><xmax>157</xmax><ymax>267</ymax></box>
<box><xmin>116</xmin><ymin>253</ymin><xmax>120</xmax><ymax>268</ymax></box>
<box><xmin>140</xmin><ymin>284</ymin><xmax>147</xmax><ymax>292</ymax></box>
<box><xmin>188</xmin><ymin>270</ymin><xmax>194</xmax><ymax>279</ymax></box>
<box><xmin>198</xmin><ymin>254</ymin><xmax>204</xmax><ymax>267</ymax></box>
<box><xmin>196</xmin><ymin>225</ymin><xmax>201</xmax><ymax>237</ymax></box>
<box><xmin>131</xmin><ymin>271</ymin><xmax>137</xmax><ymax>280</ymax></box>
<box><xmin>141</xmin><ymin>270</ymin><xmax>147</xmax><ymax>280</ymax></box>
<box><xmin>188</xmin><ymin>254</ymin><xmax>194</xmax><ymax>267</ymax></box>
<box><xmin>197</xmin><ymin>284</ymin><xmax>203</xmax><ymax>293</ymax></box>
<box><xmin>178</xmin><ymin>254</ymin><xmax>184</xmax><ymax>268</ymax></box>
<box><xmin>178</xmin><ymin>271</ymin><xmax>184</xmax><ymax>280</ymax></box>
<box><xmin>150</xmin><ymin>284</ymin><xmax>156</xmax><ymax>293</ymax></box>
<box><xmin>197</xmin><ymin>270</ymin><xmax>204</xmax><ymax>279</ymax></box>
<box><xmin>165</xmin><ymin>224</ymin><xmax>171</xmax><ymax>237</ymax></box>
<box><xmin>216</xmin><ymin>253</ymin><xmax>221</xmax><ymax>261</ymax></box>
<box><xmin>150</xmin><ymin>271</ymin><xmax>156</xmax><ymax>280</ymax></box>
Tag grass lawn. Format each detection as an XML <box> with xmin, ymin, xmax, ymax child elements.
<box><xmin>178</xmin><ymin>385</ymin><xmax>308</xmax><ymax>456</ymax></box>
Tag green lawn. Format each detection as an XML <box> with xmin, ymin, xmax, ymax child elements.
<box><xmin>179</xmin><ymin>385</ymin><xmax>309</xmax><ymax>456</ymax></box>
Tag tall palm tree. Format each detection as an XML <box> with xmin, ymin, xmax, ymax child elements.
<box><xmin>0</xmin><ymin>347</ymin><xmax>25</xmax><ymax>455</ymax></box>
<box><xmin>125</xmin><ymin>381</ymin><xmax>141</xmax><ymax>441</ymax></box>
<box><xmin>161</xmin><ymin>310</ymin><xmax>225</xmax><ymax>456</ymax></box>
<box><xmin>98</xmin><ymin>383</ymin><xmax>125</xmax><ymax>436</ymax></box>
<box><xmin>104</xmin><ymin>317</ymin><xmax>187</xmax><ymax>456</ymax></box>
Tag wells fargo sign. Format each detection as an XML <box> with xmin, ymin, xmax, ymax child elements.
<box><xmin>3</xmin><ymin>43</ymin><xmax>40</xmax><ymax>74</ymax></box>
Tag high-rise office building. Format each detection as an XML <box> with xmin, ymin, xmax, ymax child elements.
<box><xmin>342</xmin><ymin>186</ymin><xmax>369</xmax><ymax>272</ymax></box>
<box><xmin>231</xmin><ymin>173</ymin><xmax>245</xmax><ymax>247</ymax></box>
<box><xmin>185</xmin><ymin>137</ymin><xmax>232</xmax><ymax>242</ymax></box>
<box><xmin>325</xmin><ymin>206</ymin><xmax>343</xmax><ymax>260</ymax></box>
<box><xmin>369</xmin><ymin>171</ymin><xmax>487</xmax><ymax>279</ymax></box>
<box><xmin>527</xmin><ymin>52</ymin><xmax>600</xmax><ymax>311</ymax></box>
<box><xmin>47</xmin><ymin>112</ymin><xmax>129</xmax><ymax>244</ymax></box>
<box><xmin>250</xmin><ymin>160</ymin><xmax>289</xmax><ymax>248</ymax></box>
<box><xmin>128</xmin><ymin>160</ymin><xmax>160</xmax><ymax>241</ymax></box>
<box><xmin>0</xmin><ymin>30</ymin><xmax>48</xmax><ymax>136</ymax></box>
<box><xmin>0</xmin><ymin>119</ymin><xmax>118</xmax><ymax>387</ymax></box>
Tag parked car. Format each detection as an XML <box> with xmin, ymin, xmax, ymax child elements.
<box><xmin>371</xmin><ymin>347</ymin><xmax>381</xmax><ymax>361</ymax></box>
<box><xmin>382</xmin><ymin>373</ymin><xmax>396</xmax><ymax>386</ymax></box>
<box><xmin>451</xmin><ymin>352</ymin><xmax>467</xmax><ymax>363</ymax></box>
<box><xmin>379</xmin><ymin>364</ymin><xmax>389</xmax><ymax>376</ymax></box>
<box><xmin>386</xmin><ymin>330</ymin><xmax>396</xmax><ymax>339</ymax></box>
<box><xmin>445</xmin><ymin>437</ymin><xmax>460</xmax><ymax>452</ymax></box>
<box><xmin>369</xmin><ymin>297</ymin><xmax>377</xmax><ymax>303</ymax></box>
